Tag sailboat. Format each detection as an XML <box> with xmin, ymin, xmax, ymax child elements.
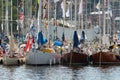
<box><xmin>2</xmin><ymin>0</ymin><xmax>21</xmax><ymax>66</ymax></box>
<box><xmin>61</xmin><ymin>0</ymin><xmax>89</xmax><ymax>65</ymax></box>
<box><xmin>3</xmin><ymin>34</ymin><xmax>21</xmax><ymax>65</ymax></box>
<box><xmin>25</xmin><ymin>31</ymin><xmax>60</xmax><ymax>65</ymax></box>
<box><xmin>25</xmin><ymin>0</ymin><xmax>60</xmax><ymax>65</ymax></box>
<box><xmin>61</xmin><ymin>31</ymin><xmax>89</xmax><ymax>65</ymax></box>
<box><xmin>89</xmin><ymin>0</ymin><xmax>120</xmax><ymax>65</ymax></box>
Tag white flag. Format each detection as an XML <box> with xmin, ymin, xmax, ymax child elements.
<box><xmin>108</xmin><ymin>1</ymin><xmax>112</xmax><ymax>17</ymax></box>
<box><xmin>96</xmin><ymin>0</ymin><xmax>100</xmax><ymax>10</ymax></box>
<box><xmin>61</xmin><ymin>0</ymin><xmax>66</xmax><ymax>18</ymax></box>
<box><xmin>1</xmin><ymin>24</ymin><xmax>3</xmax><ymax>31</ymax></box>
<box><xmin>78</xmin><ymin>0</ymin><xmax>83</xmax><ymax>14</ymax></box>
<box><xmin>66</xmin><ymin>7</ymin><xmax>70</xmax><ymax>17</ymax></box>
<box><xmin>54</xmin><ymin>0</ymin><xmax>59</xmax><ymax>3</ymax></box>
<box><xmin>17</xmin><ymin>25</ymin><xmax>19</xmax><ymax>31</ymax></box>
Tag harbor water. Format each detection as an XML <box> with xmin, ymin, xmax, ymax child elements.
<box><xmin>0</xmin><ymin>65</ymin><xmax>120</xmax><ymax>80</ymax></box>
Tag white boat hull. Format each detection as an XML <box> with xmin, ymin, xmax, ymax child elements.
<box><xmin>25</xmin><ymin>50</ymin><xmax>60</xmax><ymax>65</ymax></box>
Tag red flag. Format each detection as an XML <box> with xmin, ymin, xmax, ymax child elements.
<box><xmin>32</xmin><ymin>37</ymin><xmax>35</xmax><ymax>43</ymax></box>
<box><xmin>20</xmin><ymin>14</ymin><xmax>24</xmax><ymax>20</ymax></box>
<box><xmin>24</xmin><ymin>37</ymin><xmax>31</xmax><ymax>52</ymax></box>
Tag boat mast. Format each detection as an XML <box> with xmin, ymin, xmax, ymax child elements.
<box><xmin>54</xmin><ymin>0</ymin><xmax>57</xmax><ymax>40</ymax></box>
<box><xmin>48</xmin><ymin>0</ymin><xmax>50</xmax><ymax>42</ymax></box>
<box><xmin>5</xmin><ymin>0</ymin><xmax>9</xmax><ymax>36</ymax></box>
<box><xmin>11</xmin><ymin>0</ymin><xmax>13</xmax><ymax>35</ymax></box>
<box><xmin>1</xmin><ymin>0</ymin><xmax>3</xmax><ymax>32</ymax></box>
<box><xmin>98</xmin><ymin>0</ymin><xmax>102</xmax><ymax>44</ymax></box>
<box><xmin>37</xmin><ymin>0</ymin><xmax>42</xmax><ymax>32</ymax></box>
<box><xmin>103</xmin><ymin>0</ymin><xmax>106</xmax><ymax>37</ymax></box>
<box><xmin>48</xmin><ymin>0</ymin><xmax>50</xmax><ymax>48</ymax></box>
<box><xmin>63</xmin><ymin>0</ymin><xmax>66</xmax><ymax>32</ymax></box>
<box><xmin>75</xmin><ymin>0</ymin><xmax>77</xmax><ymax>30</ymax></box>
<box><xmin>78</xmin><ymin>0</ymin><xmax>83</xmax><ymax>30</ymax></box>
<box><xmin>85</xmin><ymin>0</ymin><xmax>87</xmax><ymax>29</ymax></box>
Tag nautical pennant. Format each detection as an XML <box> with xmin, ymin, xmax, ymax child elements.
<box><xmin>96</xmin><ymin>0</ymin><xmax>100</xmax><ymax>10</ymax></box>
<box><xmin>61</xmin><ymin>0</ymin><xmax>66</xmax><ymax>18</ymax></box>
<box><xmin>78</xmin><ymin>0</ymin><xmax>83</xmax><ymax>14</ymax></box>
<box><xmin>38</xmin><ymin>0</ymin><xmax>40</xmax><ymax>4</ymax></box>
<box><xmin>19</xmin><ymin>0</ymin><xmax>24</xmax><ymax>28</ymax></box>
<box><xmin>66</xmin><ymin>7</ymin><xmax>70</xmax><ymax>17</ymax></box>
<box><xmin>107</xmin><ymin>0</ymin><xmax>112</xmax><ymax>18</ymax></box>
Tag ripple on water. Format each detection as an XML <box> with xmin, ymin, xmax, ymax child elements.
<box><xmin>0</xmin><ymin>65</ymin><xmax>120</xmax><ymax>80</ymax></box>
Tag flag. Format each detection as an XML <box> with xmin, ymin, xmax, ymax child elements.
<box><xmin>17</xmin><ymin>25</ymin><xmax>19</xmax><ymax>31</ymax></box>
<box><xmin>43</xmin><ymin>9</ymin><xmax>47</xmax><ymax>19</ymax></box>
<box><xmin>19</xmin><ymin>1</ymin><xmax>24</xmax><ymax>20</ymax></box>
<box><xmin>66</xmin><ymin>7</ymin><xmax>70</xmax><ymax>17</ymax></box>
<box><xmin>43</xmin><ymin>0</ymin><xmax>48</xmax><ymax>9</ymax></box>
<box><xmin>61</xmin><ymin>0</ymin><xmax>66</xmax><ymax>18</ymax></box>
<box><xmin>108</xmin><ymin>7</ymin><xmax>112</xmax><ymax>17</ymax></box>
<box><xmin>43</xmin><ymin>0</ymin><xmax>47</xmax><ymax>19</ymax></box>
<box><xmin>78</xmin><ymin>0</ymin><xmax>83</xmax><ymax>14</ymax></box>
<box><xmin>54</xmin><ymin>0</ymin><xmax>59</xmax><ymax>3</ymax></box>
<box><xmin>96</xmin><ymin>0</ymin><xmax>100</xmax><ymax>10</ymax></box>
<box><xmin>38</xmin><ymin>0</ymin><xmax>40</xmax><ymax>4</ymax></box>
<box><xmin>108</xmin><ymin>0</ymin><xmax>112</xmax><ymax>17</ymax></box>
<box><xmin>20</xmin><ymin>13</ymin><xmax>24</xmax><ymax>20</ymax></box>
<box><xmin>1</xmin><ymin>24</ymin><xmax>3</xmax><ymax>31</ymax></box>
<box><xmin>45</xmin><ymin>22</ymin><xmax>48</xmax><ymax>29</ymax></box>
<box><xmin>24</xmin><ymin>37</ymin><xmax>32</xmax><ymax>52</ymax></box>
<box><xmin>19</xmin><ymin>0</ymin><xmax>24</xmax><ymax>28</ymax></box>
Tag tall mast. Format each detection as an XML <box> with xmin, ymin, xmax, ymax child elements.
<box><xmin>98</xmin><ymin>0</ymin><xmax>101</xmax><ymax>44</ymax></box>
<box><xmin>81</xmin><ymin>0</ymin><xmax>83</xmax><ymax>30</ymax></box>
<box><xmin>85</xmin><ymin>0</ymin><xmax>87</xmax><ymax>29</ymax></box>
<box><xmin>37</xmin><ymin>0</ymin><xmax>42</xmax><ymax>32</ymax></box>
<box><xmin>54</xmin><ymin>0</ymin><xmax>57</xmax><ymax>40</ymax></box>
<box><xmin>48</xmin><ymin>0</ymin><xmax>50</xmax><ymax>23</ymax></box>
<box><xmin>63</xmin><ymin>0</ymin><xmax>66</xmax><ymax>32</ymax></box>
<box><xmin>6</xmin><ymin>0</ymin><xmax>9</xmax><ymax>36</ymax></box>
<box><xmin>1</xmin><ymin>0</ymin><xmax>3</xmax><ymax>32</ymax></box>
<box><xmin>103</xmin><ymin>0</ymin><xmax>106</xmax><ymax>36</ymax></box>
<box><xmin>78</xmin><ymin>0</ymin><xmax>83</xmax><ymax>30</ymax></box>
<box><xmin>75</xmin><ymin>0</ymin><xmax>77</xmax><ymax>29</ymax></box>
<box><xmin>11</xmin><ymin>0</ymin><xmax>13</xmax><ymax>34</ymax></box>
<box><xmin>48</xmin><ymin>0</ymin><xmax>50</xmax><ymax>41</ymax></box>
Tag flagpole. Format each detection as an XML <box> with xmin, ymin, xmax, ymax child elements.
<box><xmin>1</xmin><ymin>0</ymin><xmax>3</xmax><ymax>33</ymax></box>
<box><xmin>63</xmin><ymin>0</ymin><xmax>66</xmax><ymax>32</ymax></box>
<box><xmin>85</xmin><ymin>0</ymin><xmax>87</xmax><ymax>29</ymax></box>
<box><xmin>99</xmin><ymin>10</ymin><xmax>102</xmax><ymax>45</ymax></box>
<box><xmin>78</xmin><ymin>0</ymin><xmax>83</xmax><ymax>30</ymax></box>
<box><xmin>6</xmin><ymin>0</ymin><xmax>9</xmax><ymax>36</ymax></box>
<box><xmin>75</xmin><ymin>0</ymin><xmax>77</xmax><ymax>30</ymax></box>
<box><xmin>70</xmin><ymin>0</ymin><xmax>72</xmax><ymax>43</ymax></box>
<box><xmin>11</xmin><ymin>0</ymin><xmax>13</xmax><ymax>35</ymax></box>
<box><xmin>37</xmin><ymin>0</ymin><xmax>42</xmax><ymax>32</ymax></box>
<box><xmin>108</xmin><ymin>0</ymin><xmax>111</xmax><ymax>35</ymax></box>
<box><xmin>48</xmin><ymin>0</ymin><xmax>50</xmax><ymax>47</ymax></box>
<box><xmin>54</xmin><ymin>1</ymin><xmax>57</xmax><ymax>40</ymax></box>
<box><xmin>103</xmin><ymin>0</ymin><xmax>106</xmax><ymax>37</ymax></box>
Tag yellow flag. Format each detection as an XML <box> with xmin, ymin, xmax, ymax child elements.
<box><xmin>38</xmin><ymin>0</ymin><xmax>40</xmax><ymax>4</ymax></box>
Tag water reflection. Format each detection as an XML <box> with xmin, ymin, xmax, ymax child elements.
<box><xmin>0</xmin><ymin>65</ymin><xmax>120</xmax><ymax>80</ymax></box>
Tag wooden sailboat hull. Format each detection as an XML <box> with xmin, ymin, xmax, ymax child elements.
<box><xmin>25</xmin><ymin>50</ymin><xmax>60</xmax><ymax>65</ymax></box>
<box><xmin>3</xmin><ymin>56</ymin><xmax>20</xmax><ymax>66</ymax></box>
<box><xmin>61</xmin><ymin>52</ymin><xmax>89</xmax><ymax>65</ymax></box>
<box><xmin>89</xmin><ymin>52</ymin><xmax>120</xmax><ymax>65</ymax></box>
